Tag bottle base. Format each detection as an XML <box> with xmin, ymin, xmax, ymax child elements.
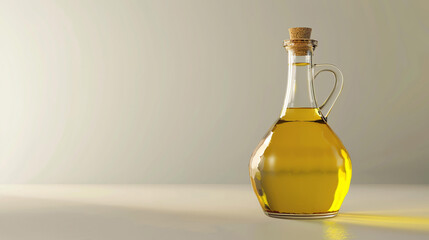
<box><xmin>265</xmin><ymin>211</ymin><xmax>338</xmax><ymax>219</ymax></box>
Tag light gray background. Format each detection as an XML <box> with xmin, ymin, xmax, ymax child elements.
<box><xmin>0</xmin><ymin>0</ymin><xmax>428</xmax><ymax>184</ymax></box>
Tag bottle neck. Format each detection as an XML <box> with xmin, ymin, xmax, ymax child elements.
<box><xmin>280</xmin><ymin>51</ymin><xmax>317</xmax><ymax>117</ymax></box>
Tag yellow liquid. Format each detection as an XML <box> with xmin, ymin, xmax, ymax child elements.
<box><xmin>249</xmin><ymin>108</ymin><xmax>352</xmax><ymax>215</ymax></box>
<box><xmin>292</xmin><ymin>62</ymin><xmax>310</xmax><ymax>66</ymax></box>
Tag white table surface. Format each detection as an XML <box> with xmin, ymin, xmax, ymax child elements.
<box><xmin>0</xmin><ymin>184</ymin><xmax>427</xmax><ymax>240</ymax></box>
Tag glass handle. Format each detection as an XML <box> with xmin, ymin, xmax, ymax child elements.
<box><xmin>313</xmin><ymin>64</ymin><xmax>344</xmax><ymax>118</ymax></box>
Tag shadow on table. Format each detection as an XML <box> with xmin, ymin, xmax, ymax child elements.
<box><xmin>1</xmin><ymin>192</ymin><xmax>429</xmax><ymax>240</ymax></box>
<box><xmin>317</xmin><ymin>211</ymin><xmax>429</xmax><ymax>240</ymax></box>
<box><xmin>335</xmin><ymin>212</ymin><xmax>429</xmax><ymax>231</ymax></box>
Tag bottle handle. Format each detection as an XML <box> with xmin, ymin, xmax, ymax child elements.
<box><xmin>312</xmin><ymin>64</ymin><xmax>344</xmax><ymax>118</ymax></box>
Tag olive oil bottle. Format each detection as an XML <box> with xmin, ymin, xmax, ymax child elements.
<box><xmin>249</xmin><ymin>28</ymin><xmax>352</xmax><ymax>219</ymax></box>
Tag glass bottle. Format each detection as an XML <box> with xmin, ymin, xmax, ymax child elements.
<box><xmin>249</xmin><ymin>27</ymin><xmax>352</xmax><ymax>219</ymax></box>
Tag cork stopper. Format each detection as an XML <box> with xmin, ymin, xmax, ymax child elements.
<box><xmin>289</xmin><ymin>27</ymin><xmax>312</xmax><ymax>39</ymax></box>
<box><xmin>284</xmin><ymin>27</ymin><xmax>317</xmax><ymax>56</ymax></box>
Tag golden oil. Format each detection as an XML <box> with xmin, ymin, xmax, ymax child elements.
<box><xmin>249</xmin><ymin>108</ymin><xmax>352</xmax><ymax>217</ymax></box>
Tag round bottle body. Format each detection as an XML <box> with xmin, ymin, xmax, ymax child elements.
<box><xmin>249</xmin><ymin>108</ymin><xmax>352</xmax><ymax>219</ymax></box>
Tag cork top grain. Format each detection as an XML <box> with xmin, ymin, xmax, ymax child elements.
<box><xmin>284</xmin><ymin>27</ymin><xmax>317</xmax><ymax>56</ymax></box>
<box><xmin>289</xmin><ymin>27</ymin><xmax>312</xmax><ymax>39</ymax></box>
